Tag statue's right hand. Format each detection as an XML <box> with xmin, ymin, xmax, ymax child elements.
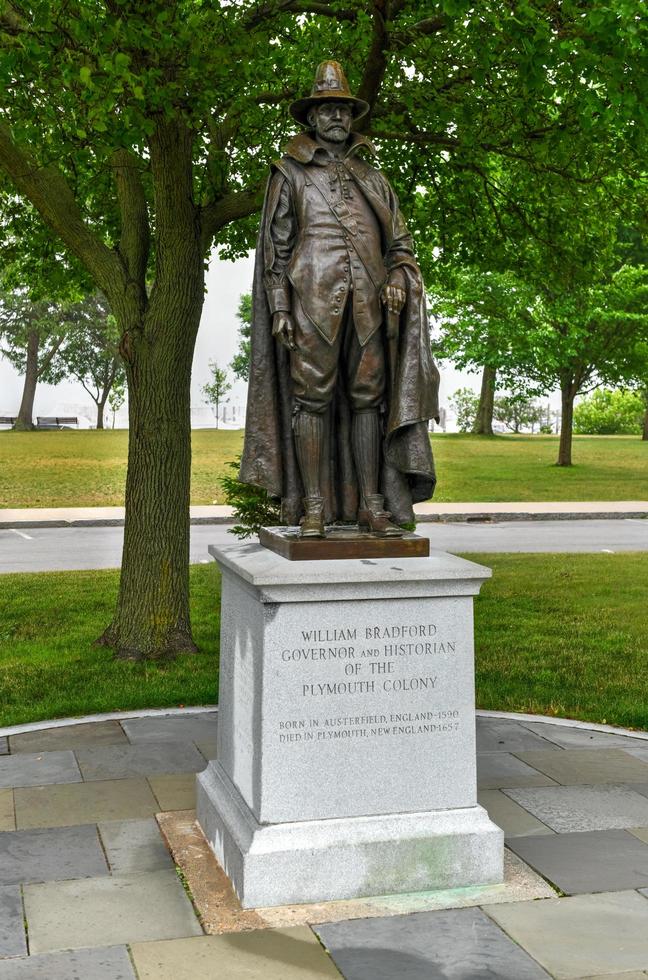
<box><xmin>272</xmin><ymin>311</ymin><xmax>296</xmax><ymax>351</ymax></box>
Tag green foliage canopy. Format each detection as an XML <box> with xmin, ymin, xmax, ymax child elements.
<box><xmin>0</xmin><ymin>0</ymin><xmax>646</xmax><ymax>281</ymax></box>
<box><xmin>434</xmin><ymin>264</ymin><xmax>648</xmax><ymax>401</ymax></box>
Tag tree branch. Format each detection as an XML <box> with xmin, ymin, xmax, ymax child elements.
<box><xmin>242</xmin><ymin>0</ymin><xmax>358</xmax><ymax>28</ymax></box>
<box><xmin>0</xmin><ymin>122</ymin><xmax>126</xmax><ymax>298</ymax></box>
<box><xmin>200</xmin><ymin>182</ymin><xmax>265</xmax><ymax>255</ymax></box>
<box><xmin>36</xmin><ymin>333</ymin><xmax>65</xmax><ymax>379</ymax></box>
<box><xmin>354</xmin><ymin>1</ymin><xmax>389</xmax><ymax>128</ymax></box>
<box><xmin>391</xmin><ymin>14</ymin><xmax>447</xmax><ymax>46</ymax></box>
<box><xmin>111</xmin><ymin>148</ymin><xmax>150</xmax><ymax>302</ymax></box>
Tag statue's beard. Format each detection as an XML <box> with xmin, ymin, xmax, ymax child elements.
<box><xmin>318</xmin><ymin>125</ymin><xmax>349</xmax><ymax>143</ymax></box>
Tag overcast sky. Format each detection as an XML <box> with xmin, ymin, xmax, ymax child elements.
<box><xmin>0</xmin><ymin>250</ymin><xmax>528</xmax><ymax>429</ymax></box>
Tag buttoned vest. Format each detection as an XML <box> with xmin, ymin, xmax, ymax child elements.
<box><xmin>275</xmin><ymin>156</ymin><xmax>387</xmax><ymax>345</ymax></box>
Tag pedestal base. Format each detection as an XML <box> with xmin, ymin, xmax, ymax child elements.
<box><xmin>259</xmin><ymin>525</ymin><xmax>430</xmax><ymax>560</ymax></box>
<box><xmin>197</xmin><ymin>761</ymin><xmax>503</xmax><ymax>909</ymax></box>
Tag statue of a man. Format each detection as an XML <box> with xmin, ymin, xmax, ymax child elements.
<box><xmin>240</xmin><ymin>61</ymin><xmax>440</xmax><ymax>538</ymax></box>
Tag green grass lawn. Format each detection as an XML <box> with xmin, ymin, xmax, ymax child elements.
<box><xmin>0</xmin><ymin>564</ymin><xmax>220</xmax><ymax>727</ymax></box>
<box><xmin>1</xmin><ymin>553</ymin><xmax>647</xmax><ymax>730</ymax></box>
<box><xmin>0</xmin><ymin>430</ymin><xmax>646</xmax><ymax>508</ymax></box>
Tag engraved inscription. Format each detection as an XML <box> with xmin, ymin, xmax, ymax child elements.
<box><xmin>276</xmin><ymin>621</ymin><xmax>463</xmax><ymax>743</ymax></box>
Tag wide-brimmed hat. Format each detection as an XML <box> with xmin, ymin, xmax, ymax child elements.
<box><xmin>290</xmin><ymin>61</ymin><xmax>369</xmax><ymax>127</ymax></box>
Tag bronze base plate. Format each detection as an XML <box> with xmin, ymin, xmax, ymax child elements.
<box><xmin>258</xmin><ymin>525</ymin><xmax>430</xmax><ymax>561</ymax></box>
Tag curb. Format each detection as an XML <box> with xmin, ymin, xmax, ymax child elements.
<box><xmin>417</xmin><ymin>511</ymin><xmax>648</xmax><ymax>524</ymax></box>
<box><xmin>0</xmin><ymin>516</ymin><xmax>236</xmax><ymax>530</ymax></box>
<box><xmin>2</xmin><ymin>704</ymin><xmax>647</xmax><ymax>743</ymax></box>
<box><xmin>0</xmin><ymin>704</ymin><xmax>218</xmax><ymax>739</ymax></box>
<box><xmin>1</xmin><ymin>512</ymin><xmax>646</xmax><ymax>530</ymax></box>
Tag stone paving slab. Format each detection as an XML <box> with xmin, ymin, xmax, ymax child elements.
<box><xmin>0</xmin><ymin>737</ymin><xmax>8</xmax><ymax>755</ymax></box>
<box><xmin>75</xmin><ymin>740</ymin><xmax>206</xmax><ymax>781</ymax></box>
<box><xmin>478</xmin><ymin>790</ymin><xmax>555</xmax><ymax>837</ymax></box>
<box><xmin>477</xmin><ymin>752</ymin><xmax>558</xmax><ymax>790</ymax></box>
<box><xmin>514</xmin><ymin>749</ymin><xmax>648</xmax><ymax>785</ymax></box>
<box><xmin>14</xmin><ymin>778</ymin><xmax>161</xmax><ymax>829</ymax></box>
<box><xmin>0</xmin><ymin>789</ymin><xmax>14</xmax><ymax>831</ymax></box>
<box><xmin>9</xmin><ymin>720</ymin><xmax>128</xmax><ymax>754</ymax></box>
<box><xmin>158</xmin><ymin>812</ymin><xmax>555</xmax><ymax>935</ymax></box>
<box><xmin>0</xmin><ymin>884</ymin><xmax>27</xmax><ymax>957</ymax></box>
<box><xmin>486</xmin><ymin>890</ymin><xmax>648</xmax><ymax>978</ymax></box>
<box><xmin>148</xmin><ymin>773</ymin><xmax>197</xmax><ymax>811</ymax></box>
<box><xmin>0</xmin><ymin>824</ymin><xmax>108</xmax><ymax>885</ymax></box>
<box><xmin>315</xmin><ymin>906</ymin><xmax>551</xmax><ymax>979</ymax></box>
<box><xmin>131</xmin><ymin>928</ymin><xmax>342</xmax><ymax>979</ymax></box>
<box><xmin>23</xmin><ymin>869</ymin><xmax>203</xmax><ymax>954</ymax></box>
<box><xmin>520</xmin><ymin>721</ymin><xmax>645</xmax><ymax>750</ymax></box>
<box><xmin>476</xmin><ymin>718</ymin><xmax>562</xmax><ymax>754</ymax></box>
<box><xmin>122</xmin><ymin>713</ymin><xmax>218</xmax><ymax>744</ymax></box>
<box><xmin>0</xmin><ymin>945</ymin><xmax>136</xmax><ymax>978</ymax></box>
<box><xmin>504</xmin><ymin>784</ymin><xmax>648</xmax><ymax>833</ymax></box>
<box><xmin>506</xmin><ymin>829</ymin><xmax>648</xmax><ymax>894</ymax></box>
<box><xmin>0</xmin><ymin>750</ymin><xmax>81</xmax><ymax>789</ymax></box>
<box><xmin>98</xmin><ymin>818</ymin><xmax>174</xmax><ymax>874</ymax></box>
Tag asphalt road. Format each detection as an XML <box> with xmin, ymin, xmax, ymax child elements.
<box><xmin>1</xmin><ymin>519</ymin><xmax>647</xmax><ymax>573</ymax></box>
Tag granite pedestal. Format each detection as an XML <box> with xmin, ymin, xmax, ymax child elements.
<box><xmin>197</xmin><ymin>541</ymin><xmax>503</xmax><ymax>908</ymax></box>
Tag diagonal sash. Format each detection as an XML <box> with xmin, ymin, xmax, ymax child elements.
<box><xmin>305</xmin><ymin>165</ymin><xmax>385</xmax><ymax>290</ymax></box>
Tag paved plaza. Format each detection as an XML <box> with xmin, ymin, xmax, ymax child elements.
<box><xmin>2</xmin><ymin>710</ymin><xmax>648</xmax><ymax>977</ymax></box>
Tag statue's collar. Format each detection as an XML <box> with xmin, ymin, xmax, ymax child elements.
<box><xmin>283</xmin><ymin>132</ymin><xmax>376</xmax><ymax>165</ymax></box>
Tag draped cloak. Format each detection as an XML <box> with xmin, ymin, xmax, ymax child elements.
<box><xmin>239</xmin><ymin>136</ymin><xmax>440</xmax><ymax>526</ymax></box>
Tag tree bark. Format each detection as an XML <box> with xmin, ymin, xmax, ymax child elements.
<box><xmin>98</xmin><ymin>288</ymin><xmax>203</xmax><ymax>658</ymax></box>
<box><xmin>642</xmin><ymin>390</ymin><xmax>648</xmax><ymax>442</ymax></box>
<box><xmin>14</xmin><ymin>329</ymin><xmax>39</xmax><ymax>430</ymax></box>
<box><xmin>557</xmin><ymin>380</ymin><xmax>576</xmax><ymax>466</ymax></box>
<box><xmin>472</xmin><ymin>365</ymin><xmax>496</xmax><ymax>435</ymax></box>
<box><xmin>96</xmin><ymin>399</ymin><xmax>105</xmax><ymax>429</ymax></box>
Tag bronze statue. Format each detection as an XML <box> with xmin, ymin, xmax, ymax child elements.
<box><xmin>241</xmin><ymin>61</ymin><xmax>440</xmax><ymax>539</ymax></box>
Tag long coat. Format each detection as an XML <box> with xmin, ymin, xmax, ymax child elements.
<box><xmin>239</xmin><ymin>135</ymin><xmax>440</xmax><ymax>526</ymax></box>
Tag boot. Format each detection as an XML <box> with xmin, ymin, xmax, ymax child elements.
<box><xmin>300</xmin><ymin>495</ymin><xmax>325</xmax><ymax>537</ymax></box>
<box><xmin>358</xmin><ymin>493</ymin><xmax>404</xmax><ymax>537</ymax></box>
<box><xmin>293</xmin><ymin>411</ymin><xmax>326</xmax><ymax>538</ymax></box>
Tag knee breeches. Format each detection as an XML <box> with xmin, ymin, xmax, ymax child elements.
<box><xmin>289</xmin><ymin>295</ymin><xmax>385</xmax><ymax>414</ymax></box>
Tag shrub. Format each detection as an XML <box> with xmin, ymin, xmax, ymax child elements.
<box><xmin>220</xmin><ymin>458</ymin><xmax>283</xmax><ymax>539</ymax></box>
<box><xmin>573</xmin><ymin>389</ymin><xmax>643</xmax><ymax>435</ymax></box>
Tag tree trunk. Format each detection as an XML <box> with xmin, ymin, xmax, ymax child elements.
<box><xmin>642</xmin><ymin>390</ymin><xmax>648</xmax><ymax>441</ymax></box>
<box><xmin>98</xmin><ymin>271</ymin><xmax>204</xmax><ymax>659</ymax></box>
<box><xmin>96</xmin><ymin>384</ymin><xmax>112</xmax><ymax>430</ymax></box>
<box><xmin>472</xmin><ymin>365</ymin><xmax>496</xmax><ymax>435</ymax></box>
<box><xmin>95</xmin><ymin>118</ymin><xmax>206</xmax><ymax>661</ymax></box>
<box><xmin>557</xmin><ymin>381</ymin><xmax>576</xmax><ymax>466</ymax></box>
<box><xmin>14</xmin><ymin>329</ymin><xmax>39</xmax><ymax>431</ymax></box>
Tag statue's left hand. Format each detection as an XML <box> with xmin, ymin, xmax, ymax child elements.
<box><xmin>381</xmin><ymin>282</ymin><xmax>406</xmax><ymax>315</ymax></box>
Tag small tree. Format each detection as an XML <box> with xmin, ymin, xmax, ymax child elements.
<box><xmin>108</xmin><ymin>378</ymin><xmax>126</xmax><ymax>429</ymax></box>
<box><xmin>0</xmin><ymin>291</ymin><xmax>71</xmax><ymax>430</ymax></box>
<box><xmin>202</xmin><ymin>362</ymin><xmax>231</xmax><ymax>429</ymax></box>
<box><xmin>229</xmin><ymin>294</ymin><xmax>252</xmax><ymax>383</ymax></box>
<box><xmin>220</xmin><ymin>458</ymin><xmax>282</xmax><ymax>539</ymax></box>
<box><xmin>450</xmin><ymin>388</ymin><xmax>480</xmax><ymax>433</ymax></box>
<box><xmin>573</xmin><ymin>389</ymin><xmax>644</xmax><ymax>435</ymax></box>
<box><xmin>59</xmin><ymin>295</ymin><xmax>124</xmax><ymax>429</ymax></box>
<box><xmin>493</xmin><ymin>394</ymin><xmax>544</xmax><ymax>433</ymax></box>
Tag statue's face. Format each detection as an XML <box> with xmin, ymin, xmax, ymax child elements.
<box><xmin>308</xmin><ymin>101</ymin><xmax>353</xmax><ymax>143</ymax></box>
